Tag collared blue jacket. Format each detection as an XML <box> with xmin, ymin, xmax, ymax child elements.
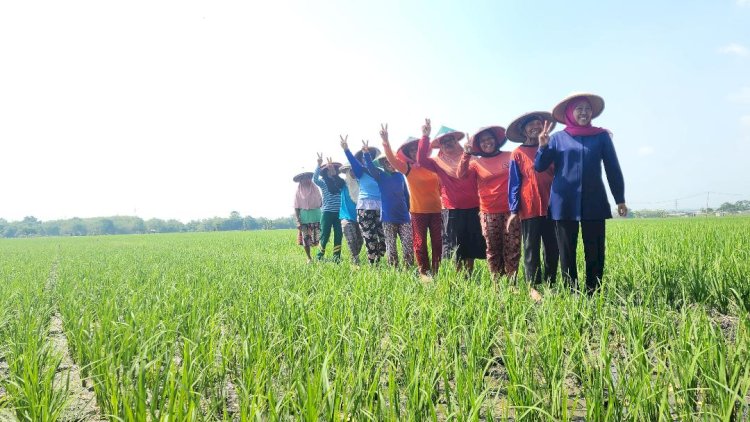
<box><xmin>534</xmin><ymin>130</ymin><xmax>625</xmax><ymax>221</ymax></box>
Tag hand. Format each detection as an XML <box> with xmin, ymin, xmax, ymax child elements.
<box><xmin>339</xmin><ymin>134</ymin><xmax>349</xmax><ymax>150</ymax></box>
<box><xmin>316</xmin><ymin>152</ymin><xmax>323</xmax><ymax>167</ymax></box>
<box><xmin>506</xmin><ymin>213</ymin><xmax>517</xmax><ymax>231</ymax></box>
<box><xmin>617</xmin><ymin>203</ymin><xmax>628</xmax><ymax>217</ymax></box>
<box><xmin>463</xmin><ymin>137</ymin><xmax>473</xmax><ymax>154</ymax></box>
<box><xmin>326</xmin><ymin>157</ymin><xmax>335</xmax><ymax>175</ymax></box>
<box><xmin>379</xmin><ymin>123</ymin><xmax>389</xmax><ymax>146</ymax></box>
<box><xmin>422</xmin><ymin>118</ymin><xmax>431</xmax><ymax>137</ymax></box>
<box><xmin>361</xmin><ymin>139</ymin><xmax>370</xmax><ymax>154</ymax></box>
<box><xmin>539</xmin><ymin>121</ymin><xmax>552</xmax><ymax>147</ymax></box>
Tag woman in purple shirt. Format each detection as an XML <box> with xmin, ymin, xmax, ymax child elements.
<box><xmin>535</xmin><ymin>93</ymin><xmax>628</xmax><ymax>294</ymax></box>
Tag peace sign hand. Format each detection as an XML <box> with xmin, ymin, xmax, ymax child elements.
<box><xmin>463</xmin><ymin>133</ymin><xmax>473</xmax><ymax>154</ymax></box>
<box><xmin>316</xmin><ymin>152</ymin><xmax>323</xmax><ymax>166</ymax></box>
<box><xmin>340</xmin><ymin>134</ymin><xmax>349</xmax><ymax>150</ymax></box>
<box><xmin>422</xmin><ymin>118</ymin><xmax>431</xmax><ymax>137</ymax></box>
<box><xmin>379</xmin><ymin>123</ymin><xmax>389</xmax><ymax>145</ymax></box>
<box><xmin>361</xmin><ymin>140</ymin><xmax>370</xmax><ymax>154</ymax></box>
<box><xmin>539</xmin><ymin>121</ymin><xmax>553</xmax><ymax>147</ymax></box>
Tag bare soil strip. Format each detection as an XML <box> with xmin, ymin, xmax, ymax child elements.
<box><xmin>45</xmin><ymin>261</ymin><xmax>105</xmax><ymax>422</ymax></box>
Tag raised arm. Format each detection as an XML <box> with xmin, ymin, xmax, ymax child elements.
<box><xmin>363</xmin><ymin>147</ymin><xmax>382</xmax><ymax>181</ymax></box>
<box><xmin>456</xmin><ymin>140</ymin><xmax>472</xmax><ymax>178</ymax></box>
<box><xmin>416</xmin><ymin>118</ymin><xmax>439</xmax><ymax>172</ymax></box>
<box><xmin>312</xmin><ymin>153</ymin><xmax>326</xmax><ymax>188</ymax></box>
<box><xmin>380</xmin><ymin>123</ymin><xmax>409</xmax><ymax>174</ymax></box>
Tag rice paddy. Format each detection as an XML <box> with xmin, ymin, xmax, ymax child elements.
<box><xmin>0</xmin><ymin>217</ymin><xmax>749</xmax><ymax>421</ymax></box>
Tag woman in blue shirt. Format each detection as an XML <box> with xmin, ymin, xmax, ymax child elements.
<box><xmin>535</xmin><ymin>93</ymin><xmax>627</xmax><ymax>294</ymax></box>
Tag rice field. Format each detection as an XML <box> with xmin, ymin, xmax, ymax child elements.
<box><xmin>0</xmin><ymin>217</ymin><xmax>749</xmax><ymax>421</ymax></box>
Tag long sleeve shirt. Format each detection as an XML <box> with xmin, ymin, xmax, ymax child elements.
<box><xmin>313</xmin><ymin>165</ymin><xmax>342</xmax><ymax>213</ymax></box>
<box><xmin>365</xmin><ymin>153</ymin><xmax>411</xmax><ymax>224</ymax></box>
<box><xmin>344</xmin><ymin>149</ymin><xmax>381</xmax><ymax>210</ymax></box>
<box><xmin>383</xmin><ymin>142</ymin><xmax>442</xmax><ymax>214</ymax></box>
<box><xmin>508</xmin><ymin>145</ymin><xmax>555</xmax><ymax>220</ymax></box>
<box><xmin>339</xmin><ymin>184</ymin><xmax>358</xmax><ymax>222</ymax></box>
<box><xmin>534</xmin><ymin>131</ymin><xmax>625</xmax><ymax>221</ymax></box>
<box><xmin>457</xmin><ymin>151</ymin><xmax>512</xmax><ymax>214</ymax></box>
<box><xmin>415</xmin><ymin>135</ymin><xmax>480</xmax><ymax>210</ymax></box>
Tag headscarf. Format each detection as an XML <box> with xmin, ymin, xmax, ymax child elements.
<box><xmin>563</xmin><ymin>98</ymin><xmax>607</xmax><ymax>137</ymax></box>
<box><xmin>342</xmin><ymin>170</ymin><xmax>359</xmax><ymax>203</ymax></box>
<box><xmin>396</xmin><ymin>137</ymin><xmax>420</xmax><ymax>168</ymax></box>
<box><xmin>294</xmin><ymin>179</ymin><xmax>322</xmax><ymax>209</ymax></box>
<box><xmin>322</xmin><ymin>170</ymin><xmax>345</xmax><ymax>195</ymax></box>
<box><xmin>434</xmin><ymin>148</ymin><xmax>464</xmax><ymax>177</ymax></box>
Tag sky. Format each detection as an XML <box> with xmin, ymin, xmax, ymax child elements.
<box><xmin>1</xmin><ymin>0</ymin><xmax>748</xmax><ymax>222</ymax></box>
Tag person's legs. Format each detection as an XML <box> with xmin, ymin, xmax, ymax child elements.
<box><xmin>522</xmin><ymin>217</ymin><xmax>543</xmax><ymax>284</ymax></box>
<box><xmin>341</xmin><ymin>219</ymin><xmax>360</xmax><ymax>264</ymax></box>
<box><xmin>372</xmin><ymin>210</ymin><xmax>386</xmax><ymax>261</ymax></box>
<box><xmin>383</xmin><ymin>222</ymin><xmax>399</xmax><ymax>266</ymax></box>
<box><xmin>428</xmin><ymin>213</ymin><xmax>443</xmax><ymax>275</ymax></box>
<box><xmin>581</xmin><ymin>220</ymin><xmax>606</xmax><ymax>294</ymax></box>
<box><xmin>398</xmin><ymin>222</ymin><xmax>414</xmax><ymax>267</ymax></box>
<box><xmin>480</xmin><ymin>212</ymin><xmax>504</xmax><ymax>277</ymax></box>
<box><xmin>502</xmin><ymin>213</ymin><xmax>522</xmax><ymax>279</ymax></box>
<box><xmin>317</xmin><ymin>212</ymin><xmax>334</xmax><ymax>260</ymax></box>
<box><xmin>541</xmin><ymin>218</ymin><xmax>559</xmax><ymax>283</ymax></box>
<box><xmin>358</xmin><ymin>210</ymin><xmax>381</xmax><ymax>264</ymax></box>
<box><xmin>331</xmin><ymin>217</ymin><xmax>343</xmax><ymax>262</ymax></box>
<box><xmin>441</xmin><ymin>209</ymin><xmax>454</xmax><ymax>259</ymax></box>
<box><xmin>411</xmin><ymin>213</ymin><xmax>430</xmax><ymax>274</ymax></box>
<box><xmin>554</xmin><ymin>220</ymin><xmax>580</xmax><ymax>290</ymax></box>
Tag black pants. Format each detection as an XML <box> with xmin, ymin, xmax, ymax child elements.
<box><xmin>521</xmin><ymin>217</ymin><xmax>559</xmax><ymax>285</ymax></box>
<box><xmin>554</xmin><ymin>220</ymin><xmax>605</xmax><ymax>293</ymax></box>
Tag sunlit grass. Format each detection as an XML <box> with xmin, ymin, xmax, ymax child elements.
<box><xmin>0</xmin><ymin>217</ymin><xmax>748</xmax><ymax>420</ymax></box>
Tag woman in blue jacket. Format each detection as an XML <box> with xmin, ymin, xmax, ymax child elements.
<box><xmin>535</xmin><ymin>93</ymin><xmax>627</xmax><ymax>294</ymax></box>
<box><xmin>340</xmin><ymin>135</ymin><xmax>386</xmax><ymax>264</ymax></box>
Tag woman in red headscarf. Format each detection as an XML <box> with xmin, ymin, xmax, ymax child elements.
<box><xmin>535</xmin><ymin>93</ymin><xmax>627</xmax><ymax>294</ymax></box>
<box><xmin>456</xmin><ymin>126</ymin><xmax>522</xmax><ymax>286</ymax></box>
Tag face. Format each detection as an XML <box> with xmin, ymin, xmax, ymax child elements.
<box><xmin>478</xmin><ymin>132</ymin><xmax>496</xmax><ymax>153</ymax></box>
<box><xmin>326</xmin><ymin>166</ymin><xmax>338</xmax><ymax>177</ymax></box>
<box><xmin>572</xmin><ymin>101</ymin><xmax>593</xmax><ymax>126</ymax></box>
<box><xmin>299</xmin><ymin>176</ymin><xmax>313</xmax><ymax>186</ymax></box>
<box><xmin>440</xmin><ymin>135</ymin><xmax>460</xmax><ymax>155</ymax></box>
<box><xmin>523</xmin><ymin>119</ymin><xmax>544</xmax><ymax>139</ymax></box>
<box><xmin>380</xmin><ymin>159</ymin><xmax>395</xmax><ymax>172</ymax></box>
<box><xmin>403</xmin><ymin>143</ymin><xmax>418</xmax><ymax>160</ymax></box>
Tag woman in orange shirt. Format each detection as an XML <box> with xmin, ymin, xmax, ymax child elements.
<box><xmin>457</xmin><ymin>126</ymin><xmax>521</xmax><ymax>281</ymax></box>
<box><xmin>380</xmin><ymin>124</ymin><xmax>442</xmax><ymax>277</ymax></box>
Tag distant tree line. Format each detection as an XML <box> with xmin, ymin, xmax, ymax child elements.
<box><xmin>0</xmin><ymin>212</ymin><xmax>297</xmax><ymax>238</ymax></box>
<box><xmin>629</xmin><ymin>199</ymin><xmax>750</xmax><ymax>218</ymax></box>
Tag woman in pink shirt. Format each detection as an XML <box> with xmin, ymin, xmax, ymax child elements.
<box><xmin>416</xmin><ymin>119</ymin><xmax>486</xmax><ymax>276</ymax></box>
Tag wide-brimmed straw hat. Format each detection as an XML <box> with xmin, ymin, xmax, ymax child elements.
<box><xmin>506</xmin><ymin>111</ymin><xmax>555</xmax><ymax>143</ymax></box>
<box><xmin>430</xmin><ymin>126</ymin><xmax>465</xmax><ymax>148</ymax></box>
<box><xmin>468</xmin><ymin>126</ymin><xmax>507</xmax><ymax>153</ymax></box>
<box><xmin>321</xmin><ymin>162</ymin><xmax>343</xmax><ymax>171</ymax></box>
<box><xmin>339</xmin><ymin>164</ymin><xmax>351</xmax><ymax>172</ymax></box>
<box><xmin>354</xmin><ymin>147</ymin><xmax>381</xmax><ymax>162</ymax></box>
<box><xmin>396</xmin><ymin>136</ymin><xmax>420</xmax><ymax>161</ymax></box>
<box><xmin>552</xmin><ymin>93</ymin><xmax>605</xmax><ymax>124</ymax></box>
<box><xmin>292</xmin><ymin>171</ymin><xmax>313</xmax><ymax>182</ymax></box>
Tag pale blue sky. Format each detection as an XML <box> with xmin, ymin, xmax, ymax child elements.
<box><xmin>0</xmin><ymin>0</ymin><xmax>748</xmax><ymax>221</ymax></box>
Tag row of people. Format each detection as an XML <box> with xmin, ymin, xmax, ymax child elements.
<box><xmin>292</xmin><ymin>93</ymin><xmax>627</xmax><ymax>294</ymax></box>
